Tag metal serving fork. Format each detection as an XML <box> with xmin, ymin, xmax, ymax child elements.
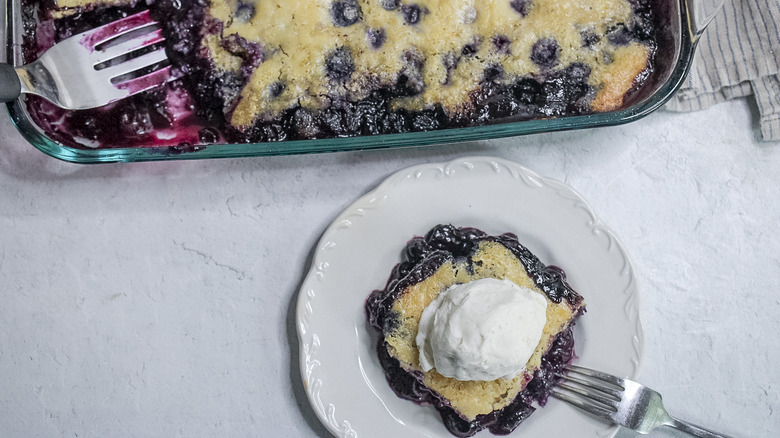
<box><xmin>553</xmin><ymin>365</ymin><xmax>733</xmax><ymax>438</ymax></box>
<box><xmin>0</xmin><ymin>10</ymin><xmax>173</xmax><ymax>110</ymax></box>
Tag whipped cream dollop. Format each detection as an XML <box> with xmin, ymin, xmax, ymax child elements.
<box><xmin>416</xmin><ymin>278</ymin><xmax>548</xmax><ymax>381</ymax></box>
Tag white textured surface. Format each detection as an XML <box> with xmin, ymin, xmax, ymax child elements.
<box><xmin>0</xmin><ymin>99</ymin><xmax>778</xmax><ymax>437</ymax></box>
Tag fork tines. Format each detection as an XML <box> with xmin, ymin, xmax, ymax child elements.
<box><xmin>552</xmin><ymin>365</ymin><xmax>625</xmax><ymax>419</ymax></box>
<box><xmin>80</xmin><ymin>10</ymin><xmax>161</xmax><ymax>51</ymax></box>
<box><xmin>82</xmin><ymin>10</ymin><xmax>171</xmax><ymax>85</ymax></box>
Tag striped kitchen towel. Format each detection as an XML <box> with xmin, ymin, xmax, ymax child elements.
<box><xmin>665</xmin><ymin>0</ymin><xmax>780</xmax><ymax>141</ymax></box>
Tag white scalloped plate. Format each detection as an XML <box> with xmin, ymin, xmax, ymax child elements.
<box><xmin>296</xmin><ymin>156</ymin><xmax>643</xmax><ymax>438</ymax></box>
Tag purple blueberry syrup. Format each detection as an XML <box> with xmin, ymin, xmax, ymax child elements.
<box><xmin>365</xmin><ymin>225</ymin><xmax>584</xmax><ymax>437</ymax></box>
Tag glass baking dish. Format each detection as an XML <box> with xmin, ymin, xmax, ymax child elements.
<box><xmin>2</xmin><ymin>0</ymin><xmax>716</xmax><ymax>163</ymax></box>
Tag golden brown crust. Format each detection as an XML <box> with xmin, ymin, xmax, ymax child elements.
<box><xmin>591</xmin><ymin>44</ymin><xmax>652</xmax><ymax>112</ymax></box>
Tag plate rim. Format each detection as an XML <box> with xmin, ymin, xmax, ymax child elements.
<box><xmin>296</xmin><ymin>156</ymin><xmax>645</xmax><ymax>438</ymax></box>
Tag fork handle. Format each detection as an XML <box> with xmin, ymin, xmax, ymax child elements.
<box><xmin>667</xmin><ymin>416</ymin><xmax>734</xmax><ymax>438</ymax></box>
<box><xmin>0</xmin><ymin>63</ymin><xmax>22</xmax><ymax>103</ymax></box>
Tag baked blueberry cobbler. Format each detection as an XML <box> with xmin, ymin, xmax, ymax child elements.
<box><xmin>21</xmin><ymin>0</ymin><xmax>655</xmax><ymax>149</ymax></box>
<box><xmin>365</xmin><ymin>225</ymin><xmax>585</xmax><ymax>437</ymax></box>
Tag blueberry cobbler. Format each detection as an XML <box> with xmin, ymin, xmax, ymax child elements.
<box><xmin>365</xmin><ymin>225</ymin><xmax>585</xmax><ymax>437</ymax></box>
<box><xmin>21</xmin><ymin>0</ymin><xmax>655</xmax><ymax>149</ymax></box>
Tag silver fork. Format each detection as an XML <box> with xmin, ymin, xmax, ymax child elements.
<box><xmin>552</xmin><ymin>365</ymin><xmax>734</xmax><ymax>438</ymax></box>
<box><xmin>0</xmin><ymin>10</ymin><xmax>173</xmax><ymax>110</ymax></box>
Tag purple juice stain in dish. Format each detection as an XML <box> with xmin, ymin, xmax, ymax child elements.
<box><xmin>22</xmin><ymin>0</ymin><xmax>217</xmax><ymax>150</ymax></box>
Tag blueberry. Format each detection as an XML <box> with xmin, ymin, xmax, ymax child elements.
<box><xmin>234</xmin><ymin>1</ymin><xmax>255</xmax><ymax>23</ymax></box>
<box><xmin>397</xmin><ymin>50</ymin><xmax>426</xmax><ymax>96</ymax></box>
<box><xmin>325</xmin><ymin>46</ymin><xmax>355</xmax><ymax>82</ymax></box>
<box><xmin>293</xmin><ymin>108</ymin><xmax>323</xmax><ymax>138</ymax></box>
<box><xmin>492</xmin><ymin>35</ymin><xmax>512</xmax><ymax>54</ymax></box>
<box><xmin>530</xmin><ymin>37</ymin><xmax>560</xmax><ymax>68</ymax></box>
<box><xmin>268</xmin><ymin>81</ymin><xmax>285</xmax><ymax>98</ymax></box>
<box><xmin>401</xmin><ymin>4</ymin><xmax>423</xmax><ymax>24</ymax></box>
<box><xmin>564</xmin><ymin>62</ymin><xmax>591</xmax><ymax>82</ymax></box>
<box><xmin>198</xmin><ymin>127</ymin><xmax>220</xmax><ymax>144</ymax></box>
<box><xmin>459</xmin><ymin>227</ymin><xmax>487</xmax><ymax>242</ymax></box>
<box><xmin>512</xmin><ymin>77</ymin><xmax>543</xmax><ymax>105</ymax></box>
<box><xmin>421</xmin><ymin>224</ymin><xmax>482</xmax><ymax>256</ymax></box>
<box><xmin>489</xmin><ymin>399</ymin><xmax>534</xmax><ymax>435</ymax></box>
<box><xmin>441</xmin><ymin>52</ymin><xmax>459</xmax><ymax>84</ymax></box>
<box><xmin>607</xmin><ymin>24</ymin><xmax>632</xmax><ymax>45</ymax></box>
<box><xmin>256</xmin><ymin>121</ymin><xmax>289</xmax><ymax>142</ymax></box>
<box><xmin>379</xmin><ymin>0</ymin><xmax>400</xmax><ymax>10</ymax></box>
<box><xmin>509</xmin><ymin>0</ymin><xmax>532</xmax><ymax>16</ymax></box>
<box><xmin>581</xmin><ymin>29</ymin><xmax>600</xmax><ymax>47</ymax></box>
<box><xmin>631</xmin><ymin>15</ymin><xmax>654</xmax><ymax>40</ymax></box>
<box><xmin>424</xmin><ymin>224</ymin><xmax>458</xmax><ymax>247</ymax></box>
<box><xmin>461</xmin><ymin>38</ymin><xmax>482</xmax><ymax>57</ymax></box>
<box><xmin>411</xmin><ymin>109</ymin><xmax>444</xmax><ymax>132</ymax></box>
<box><xmin>119</xmin><ymin>107</ymin><xmax>153</xmax><ymax>136</ymax></box>
<box><xmin>404</xmin><ymin>237</ymin><xmax>429</xmax><ymax>260</ymax></box>
<box><xmin>203</xmin><ymin>70</ymin><xmax>243</xmax><ymax>110</ymax></box>
<box><xmin>539</xmin><ymin>64</ymin><xmax>594</xmax><ymax>115</ymax></box>
<box><xmin>367</xmin><ymin>28</ymin><xmax>387</xmax><ymax>49</ymax></box>
<box><xmin>483</xmin><ymin>64</ymin><xmax>504</xmax><ymax>82</ymax></box>
<box><xmin>331</xmin><ymin>0</ymin><xmax>362</xmax><ymax>27</ymax></box>
<box><xmin>402</xmin><ymin>49</ymin><xmax>425</xmax><ymax>69</ymax></box>
<box><xmin>442</xmin><ymin>52</ymin><xmax>459</xmax><ymax>71</ymax></box>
